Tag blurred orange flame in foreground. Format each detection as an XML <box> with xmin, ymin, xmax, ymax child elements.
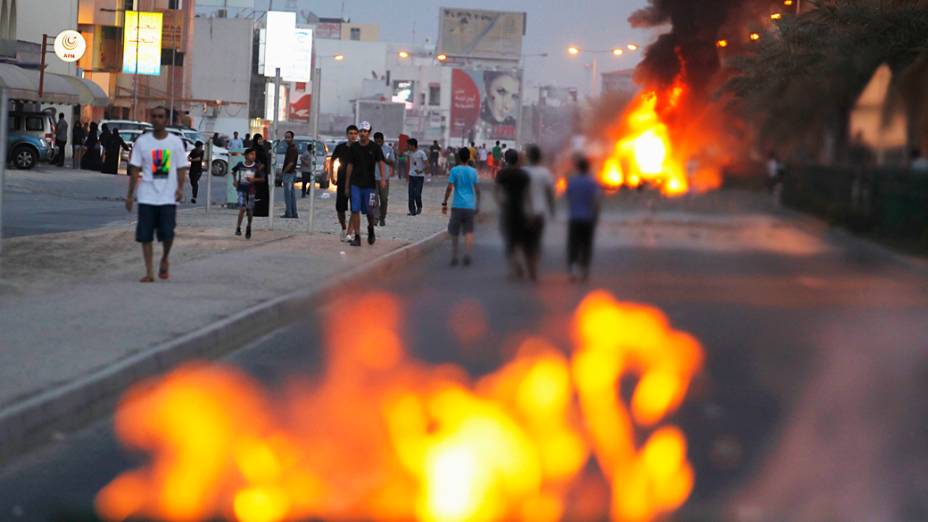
<box><xmin>96</xmin><ymin>291</ymin><xmax>704</xmax><ymax>522</ymax></box>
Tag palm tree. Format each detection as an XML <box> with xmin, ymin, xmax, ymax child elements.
<box><xmin>723</xmin><ymin>0</ymin><xmax>928</xmax><ymax>163</ymax></box>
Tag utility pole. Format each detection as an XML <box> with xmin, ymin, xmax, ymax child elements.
<box><xmin>270</xmin><ymin>67</ymin><xmax>281</xmax><ymax>230</ymax></box>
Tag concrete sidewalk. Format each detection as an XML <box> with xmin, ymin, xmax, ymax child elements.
<box><xmin>0</xmin><ymin>179</ymin><xmax>451</xmax><ymax>459</ymax></box>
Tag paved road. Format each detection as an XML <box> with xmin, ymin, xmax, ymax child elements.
<box><xmin>2</xmin><ymin>166</ymin><xmax>230</xmax><ymax>238</ymax></box>
<box><xmin>0</xmin><ymin>191</ymin><xmax>927</xmax><ymax>521</ymax></box>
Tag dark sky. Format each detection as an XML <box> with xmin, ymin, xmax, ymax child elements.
<box><xmin>245</xmin><ymin>0</ymin><xmax>655</xmax><ymax>97</ymax></box>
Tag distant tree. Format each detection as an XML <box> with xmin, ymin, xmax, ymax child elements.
<box><xmin>722</xmin><ymin>0</ymin><xmax>928</xmax><ymax>163</ymax></box>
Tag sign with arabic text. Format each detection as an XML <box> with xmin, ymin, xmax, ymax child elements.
<box><xmin>122</xmin><ymin>11</ymin><xmax>163</xmax><ymax>76</ymax></box>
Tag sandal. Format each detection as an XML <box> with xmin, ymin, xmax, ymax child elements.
<box><xmin>139</xmin><ymin>275</ymin><xmax>155</xmax><ymax>283</ymax></box>
<box><xmin>158</xmin><ymin>260</ymin><xmax>170</xmax><ymax>280</ymax></box>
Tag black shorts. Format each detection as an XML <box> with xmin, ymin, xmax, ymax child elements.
<box><xmin>136</xmin><ymin>203</ymin><xmax>177</xmax><ymax>243</ymax></box>
<box><xmin>336</xmin><ymin>181</ymin><xmax>349</xmax><ymax>212</ymax></box>
<box><xmin>448</xmin><ymin>208</ymin><xmax>476</xmax><ymax>236</ymax></box>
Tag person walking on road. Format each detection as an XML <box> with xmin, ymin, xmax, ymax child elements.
<box><xmin>491</xmin><ymin>141</ymin><xmax>502</xmax><ymax>177</ymax></box>
<box><xmin>187</xmin><ymin>141</ymin><xmax>204</xmax><ymax>204</ymax></box>
<box><xmin>54</xmin><ymin>113</ymin><xmax>68</xmax><ymax>167</ymax></box>
<box><xmin>495</xmin><ymin>148</ymin><xmax>530</xmax><ymax>279</ymax></box>
<box><xmin>406</xmin><ymin>138</ymin><xmax>428</xmax><ymax>216</ymax></box>
<box><xmin>300</xmin><ymin>144</ymin><xmax>314</xmax><ymax>198</ymax></box>
<box><xmin>231</xmin><ymin>148</ymin><xmax>263</xmax><ymax>239</ymax></box>
<box><xmin>477</xmin><ymin>144</ymin><xmax>489</xmax><ymax>174</ymax></box>
<box><xmin>442</xmin><ymin>147</ymin><xmax>480</xmax><ymax>266</ymax></box>
<box><xmin>281</xmin><ymin>131</ymin><xmax>299</xmax><ymax>219</ymax></box>
<box><xmin>429</xmin><ymin>140</ymin><xmax>441</xmax><ymax>176</ymax></box>
<box><xmin>523</xmin><ymin>145</ymin><xmax>555</xmax><ymax>281</ymax></box>
<box><xmin>566</xmin><ymin>155</ymin><xmax>601</xmax><ymax>283</ymax></box>
<box><xmin>345</xmin><ymin>121</ymin><xmax>386</xmax><ymax>247</ymax></box>
<box><xmin>331</xmin><ymin>125</ymin><xmax>358</xmax><ymax>240</ymax></box>
<box><xmin>374</xmin><ymin>132</ymin><xmax>395</xmax><ymax>226</ymax></box>
<box><xmin>125</xmin><ymin>106</ymin><xmax>189</xmax><ymax>283</ymax></box>
<box><xmin>251</xmin><ymin>134</ymin><xmax>271</xmax><ymax>218</ymax></box>
<box><xmin>71</xmin><ymin>119</ymin><xmax>85</xmax><ymax>169</ymax></box>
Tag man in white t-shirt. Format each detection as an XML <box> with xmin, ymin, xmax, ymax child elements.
<box><xmin>125</xmin><ymin>106</ymin><xmax>190</xmax><ymax>283</ymax></box>
<box><xmin>523</xmin><ymin>145</ymin><xmax>555</xmax><ymax>281</ymax></box>
<box><xmin>406</xmin><ymin>138</ymin><xmax>428</xmax><ymax>216</ymax></box>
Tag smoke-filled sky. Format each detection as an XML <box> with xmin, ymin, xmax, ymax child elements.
<box><xmin>227</xmin><ymin>0</ymin><xmax>659</xmax><ymax>97</ymax></box>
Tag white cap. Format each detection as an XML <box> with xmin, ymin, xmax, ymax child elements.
<box><xmin>359</xmin><ymin>121</ymin><xmax>372</xmax><ymax>131</ymax></box>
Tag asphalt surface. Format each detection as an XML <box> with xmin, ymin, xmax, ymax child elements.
<box><xmin>1</xmin><ymin>191</ymin><xmax>927</xmax><ymax>521</ymax></box>
<box><xmin>1</xmin><ymin>166</ymin><xmax>230</xmax><ymax>238</ymax></box>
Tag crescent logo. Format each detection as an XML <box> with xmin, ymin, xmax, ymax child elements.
<box><xmin>54</xmin><ymin>30</ymin><xmax>87</xmax><ymax>63</ymax></box>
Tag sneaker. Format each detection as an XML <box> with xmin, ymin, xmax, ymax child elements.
<box><xmin>368</xmin><ymin>225</ymin><xmax>376</xmax><ymax>245</ymax></box>
<box><xmin>350</xmin><ymin>235</ymin><xmax>362</xmax><ymax>247</ymax></box>
<box><xmin>235</xmin><ymin>227</ymin><xmax>242</xmax><ymax>236</ymax></box>
<box><xmin>245</xmin><ymin>227</ymin><xmax>252</xmax><ymax>239</ymax></box>
<box><xmin>191</xmin><ymin>198</ymin><xmax>197</xmax><ymax>204</ymax></box>
<box><xmin>379</xmin><ymin>218</ymin><xmax>386</xmax><ymax>227</ymax></box>
<box><xmin>463</xmin><ymin>256</ymin><xmax>472</xmax><ymax>267</ymax></box>
<box><xmin>342</xmin><ymin>231</ymin><xmax>351</xmax><ymax>242</ymax></box>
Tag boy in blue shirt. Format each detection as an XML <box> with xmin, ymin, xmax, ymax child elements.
<box><xmin>567</xmin><ymin>155</ymin><xmax>601</xmax><ymax>282</ymax></box>
<box><xmin>442</xmin><ymin>148</ymin><xmax>481</xmax><ymax>266</ymax></box>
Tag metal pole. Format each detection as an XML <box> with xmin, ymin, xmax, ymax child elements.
<box><xmin>591</xmin><ymin>55</ymin><xmax>598</xmax><ymax>99</ymax></box>
<box><xmin>169</xmin><ymin>47</ymin><xmax>176</xmax><ymax>125</ymax></box>
<box><xmin>308</xmin><ymin>153</ymin><xmax>316</xmax><ymax>234</ymax></box>
<box><xmin>133</xmin><ymin>10</ymin><xmax>140</xmax><ymax>121</ymax></box>
<box><xmin>270</xmin><ymin>67</ymin><xmax>281</xmax><ymax>230</ymax></box>
<box><xmin>206</xmin><ymin>141</ymin><xmax>213</xmax><ymax>215</ymax></box>
<box><xmin>310</xmin><ymin>67</ymin><xmax>320</xmax><ymax>138</ymax></box>
<box><xmin>38</xmin><ymin>35</ymin><xmax>49</xmax><ymax>97</ymax></box>
<box><xmin>0</xmin><ymin>88</ymin><xmax>7</xmax><ymax>257</ymax></box>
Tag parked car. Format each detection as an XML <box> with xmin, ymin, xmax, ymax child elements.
<box><xmin>7</xmin><ymin>110</ymin><xmax>53</xmax><ymax>169</ymax></box>
<box><xmin>272</xmin><ymin>137</ymin><xmax>331</xmax><ymax>188</ymax></box>
<box><xmin>118</xmin><ymin>129</ymin><xmax>144</xmax><ymax>167</ymax></box>
<box><xmin>7</xmin><ymin>131</ymin><xmax>50</xmax><ymax>169</ymax></box>
<box><xmin>100</xmin><ymin>120</ymin><xmax>152</xmax><ymax>133</ymax></box>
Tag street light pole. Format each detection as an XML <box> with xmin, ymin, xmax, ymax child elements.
<box><xmin>591</xmin><ymin>55</ymin><xmax>599</xmax><ymax>99</ymax></box>
<box><xmin>270</xmin><ymin>67</ymin><xmax>281</xmax><ymax>231</ymax></box>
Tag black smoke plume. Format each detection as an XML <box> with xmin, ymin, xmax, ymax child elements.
<box><xmin>630</xmin><ymin>0</ymin><xmax>758</xmax><ymax>94</ymax></box>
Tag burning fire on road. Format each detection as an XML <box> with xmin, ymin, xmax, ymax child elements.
<box><xmin>96</xmin><ymin>291</ymin><xmax>704</xmax><ymax>522</ymax></box>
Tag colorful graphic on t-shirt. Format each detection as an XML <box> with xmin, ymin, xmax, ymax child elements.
<box><xmin>151</xmin><ymin>149</ymin><xmax>171</xmax><ymax>179</ymax></box>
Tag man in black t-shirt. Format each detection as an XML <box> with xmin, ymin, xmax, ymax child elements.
<box><xmin>330</xmin><ymin>125</ymin><xmax>358</xmax><ymax>240</ymax></box>
<box><xmin>495</xmin><ymin>148</ymin><xmax>530</xmax><ymax>279</ymax></box>
<box><xmin>429</xmin><ymin>140</ymin><xmax>441</xmax><ymax>175</ymax></box>
<box><xmin>345</xmin><ymin>121</ymin><xmax>386</xmax><ymax>247</ymax></box>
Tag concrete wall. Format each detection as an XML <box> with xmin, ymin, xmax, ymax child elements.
<box><xmin>16</xmin><ymin>0</ymin><xmax>79</xmax><ymax>75</ymax></box>
<box><xmin>190</xmin><ymin>17</ymin><xmax>253</xmax><ymax>135</ymax></box>
<box><xmin>340</xmin><ymin>23</ymin><xmax>378</xmax><ymax>42</ymax></box>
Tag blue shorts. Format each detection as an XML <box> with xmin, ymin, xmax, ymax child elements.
<box><xmin>350</xmin><ymin>185</ymin><xmax>375</xmax><ymax>214</ymax></box>
<box><xmin>136</xmin><ymin>203</ymin><xmax>176</xmax><ymax>243</ymax></box>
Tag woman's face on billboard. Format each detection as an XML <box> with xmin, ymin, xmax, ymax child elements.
<box><xmin>486</xmin><ymin>74</ymin><xmax>520</xmax><ymax>122</ymax></box>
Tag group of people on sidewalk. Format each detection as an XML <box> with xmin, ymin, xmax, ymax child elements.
<box><xmin>54</xmin><ymin>113</ymin><xmax>132</xmax><ymax>174</ymax></box>
<box><xmin>121</xmin><ymin>110</ymin><xmax>601</xmax><ymax>284</ymax></box>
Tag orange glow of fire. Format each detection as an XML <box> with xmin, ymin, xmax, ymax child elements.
<box><xmin>96</xmin><ymin>291</ymin><xmax>704</xmax><ymax>522</ymax></box>
<box><xmin>598</xmin><ymin>88</ymin><xmax>689</xmax><ymax>197</ymax></box>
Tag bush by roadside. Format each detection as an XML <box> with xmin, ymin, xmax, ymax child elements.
<box><xmin>782</xmin><ymin>165</ymin><xmax>928</xmax><ymax>254</ymax></box>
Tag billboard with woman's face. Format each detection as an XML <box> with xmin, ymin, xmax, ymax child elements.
<box><xmin>450</xmin><ymin>69</ymin><xmax>522</xmax><ymax>142</ymax></box>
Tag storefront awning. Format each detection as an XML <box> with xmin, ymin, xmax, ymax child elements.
<box><xmin>0</xmin><ymin>63</ymin><xmax>110</xmax><ymax>106</ymax></box>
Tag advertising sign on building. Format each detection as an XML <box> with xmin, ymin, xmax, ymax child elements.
<box><xmin>122</xmin><ymin>11</ymin><xmax>163</xmax><ymax>76</ymax></box>
<box><xmin>54</xmin><ymin>30</ymin><xmax>87</xmax><ymax>63</ymax></box>
<box><xmin>263</xmin><ymin>12</ymin><xmax>312</xmax><ymax>83</ymax></box>
<box><xmin>450</xmin><ymin>68</ymin><xmax>522</xmax><ymax>142</ymax></box>
<box><xmin>438</xmin><ymin>8</ymin><xmax>526</xmax><ymax>61</ymax></box>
